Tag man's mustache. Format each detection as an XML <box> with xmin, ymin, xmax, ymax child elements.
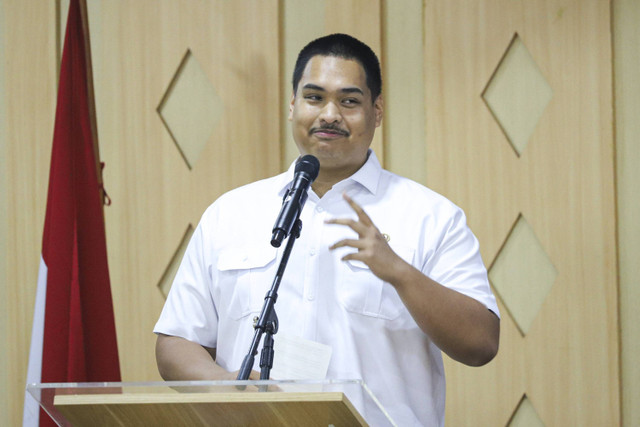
<box><xmin>309</xmin><ymin>124</ymin><xmax>350</xmax><ymax>137</ymax></box>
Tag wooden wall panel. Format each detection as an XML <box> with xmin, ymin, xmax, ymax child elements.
<box><xmin>425</xmin><ymin>1</ymin><xmax>619</xmax><ymax>425</ymax></box>
<box><xmin>0</xmin><ymin>2</ymin><xmax>58</xmax><ymax>425</ymax></box>
<box><xmin>0</xmin><ymin>1</ymin><xmax>7</xmax><ymax>421</ymax></box>
<box><xmin>382</xmin><ymin>0</ymin><xmax>426</xmax><ymax>185</ymax></box>
<box><xmin>614</xmin><ymin>1</ymin><xmax>640</xmax><ymax>425</ymax></box>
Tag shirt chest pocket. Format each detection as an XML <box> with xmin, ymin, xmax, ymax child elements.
<box><xmin>217</xmin><ymin>245</ymin><xmax>278</xmax><ymax>321</ymax></box>
<box><xmin>337</xmin><ymin>245</ymin><xmax>415</xmax><ymax>321</ymax></box>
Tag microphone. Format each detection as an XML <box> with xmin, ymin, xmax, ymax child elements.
<box><xmin>271</xmin><ymin>154</ymin><xmax>320</xmax><ymax>247</ymax></box>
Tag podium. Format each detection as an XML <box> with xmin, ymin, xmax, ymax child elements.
<box><xmin>27</xmin><ymin>379</ymin><xmax>396</xmax><ymax>426</ymax></box>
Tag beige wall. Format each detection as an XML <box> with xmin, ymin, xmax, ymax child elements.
<box><xmin>1</xmin><ymin>2</ymin><xmax>58</xmax><ymax>426</ymax></box>
<box><xmin>0</xmin><ymin>2</ymin><xmax>7</xmax><ymax>422</ymax></box>
<box><xmin>614</xmin><ymin>1</ymin><xmax>640</xmax><ymax>425</ymax></box>
<box><xmin>0</xmin><ymin>0</ymin><xmax>637</xmax><ymax>425</ymax></box>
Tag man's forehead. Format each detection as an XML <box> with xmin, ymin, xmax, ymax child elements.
<box><xmin>298</xmin><ymin>55</ymin><xmax>368</xmax><ymax>93</ymax></box>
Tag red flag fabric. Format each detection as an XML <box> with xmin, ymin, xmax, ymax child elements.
<box><xmin>24</xmin><ymin>0</ymin><xmax>121</xmax><ymax>425</ymax></box>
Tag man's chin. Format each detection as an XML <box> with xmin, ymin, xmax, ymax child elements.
<box><xmin>304</xmin><ymin>148</ymin><xmax>342</xmax><ymax>163</ymax></box>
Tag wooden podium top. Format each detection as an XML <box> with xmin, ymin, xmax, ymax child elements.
<box><xmin>54</xmin><ymin>390</ymin><xmax>369</xmax><ymax>426</ymax></box>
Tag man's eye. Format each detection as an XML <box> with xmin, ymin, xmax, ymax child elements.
<box><xmin>305</xmin><ymin>94</ymin><xmax>322</xmax><ymax>101</ymax></box>
<box><xmin>343</xmin><ymin>98</ymin><xmax>360</xmax><ymax>105</ymax></box>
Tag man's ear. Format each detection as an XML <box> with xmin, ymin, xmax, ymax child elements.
<box><xmin>374</xmin><ymin>95</ymin><xmax>384</xmax><ymax>127</ymax></box>
<box><xmin>288</xmin><ymin>93</ymin><xmax>296</xmax><ymax>121</ymax></box>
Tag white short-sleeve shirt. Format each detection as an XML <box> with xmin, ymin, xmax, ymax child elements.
<box><xmin>154</xmin><ymin>150</ymin><xmax>499</xmax><ymax>426</ymax></box>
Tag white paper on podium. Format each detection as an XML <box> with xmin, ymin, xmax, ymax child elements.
<box><xmin>270</xmin><ymin>334</ymin><xmax>332</xmax><ymax>380</ymax></box>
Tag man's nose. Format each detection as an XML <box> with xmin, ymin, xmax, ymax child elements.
<box><xmin>319</xmin><ymin>101</ymin><xmax>341</xmax><ymax>123</ymax></box>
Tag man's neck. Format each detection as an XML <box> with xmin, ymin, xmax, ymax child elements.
<box><xmin>311</xmin><ymin>163</ymin><xmax>363</xmax><ymax>198</ymax></box>
<box><xmin>311</xmin><ymin>180</ymin><xmax>333</xmax><ymax>198</ymax></box>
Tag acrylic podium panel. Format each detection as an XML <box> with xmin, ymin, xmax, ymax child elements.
<box><xmin>27</xmin><ymin>379</ymin><xmax>396</xmax><ymax>426</ymax></box>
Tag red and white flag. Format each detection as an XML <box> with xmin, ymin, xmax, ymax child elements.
<box><xmin>23</xmin><ymin>0</ymin><xmax>121</xmax><ymax>425</ymax></box>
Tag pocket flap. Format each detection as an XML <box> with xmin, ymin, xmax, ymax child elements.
<box><xmin>344</xmin><ymin>244</ymin><xmax>415</xmax><ymax>271</ymax></box>
<box><xmin>217</xmin><ymin>244</ymin><xmax>277</xmax><ymax>271</ymax></box>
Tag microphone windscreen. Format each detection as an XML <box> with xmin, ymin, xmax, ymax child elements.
<box><xmin>295</xmin><ymin>155</ymin><xmax>320</xmax><ymax>181</ymax></box>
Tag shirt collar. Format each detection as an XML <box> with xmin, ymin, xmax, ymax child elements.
<box><xmin>277</xmin><ymin>149</ymin><xmax>382</xmax><ymax>197</ymax></box>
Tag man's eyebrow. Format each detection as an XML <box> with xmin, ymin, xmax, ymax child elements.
<box><xmin>302</xmin><ymin>83</ymin><xmax>326</xmax><ymax>92</ymax></box>
<box><xmin>301</xmin><ymin>84</ymin><xmax>364</xmax><ymax>96</ymax></box>
<box><xmin>340</xmin><ymin>87</ymin><xmax>364</xmax><ymax>96</ymax></box>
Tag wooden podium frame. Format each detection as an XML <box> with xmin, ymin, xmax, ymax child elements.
<box><xmin>27</xmin><ymin>379</ymin><xmax>396</xmax><ymax>426</ymax></box>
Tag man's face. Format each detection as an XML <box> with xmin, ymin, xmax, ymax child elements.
<box><xmin>289</xmin><ymin>55</ymin><xmax>383</xmax><ymax>174</ymax></box>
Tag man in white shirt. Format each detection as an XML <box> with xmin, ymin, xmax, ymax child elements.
<box><xmin>154</xmin><ymin>33</ymin><xmax>500</xmax><ymax>426</ymax></box>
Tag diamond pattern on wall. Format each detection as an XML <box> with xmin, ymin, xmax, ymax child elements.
<box><xmin>482</xmin><ymin>34</ymin><xmax>553</xmax><ymax>157</ymax></box>
<box><xmin>489</xmin><ymin>214</ymin><xmax>557</xmax><ymax>335</ymax></box>
<box><xmin>158</xmin><ymin>49</ymin><xmax>224</xmax><ymax>169</ymax></box>
<box><xmin>508</xmin><ymin>395</ymin><xmax>545</xmax><ymax>427</ymax></box>
<box><xmin>158</xmin><ymin>224</ymin><xmax>194</xmax><ymax>298</ymax></box>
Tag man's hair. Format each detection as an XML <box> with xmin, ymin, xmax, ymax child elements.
<box><xmin>292</xmin><ymin>33</ymin><xmax>382</xmax><ymax>101</ymax></box>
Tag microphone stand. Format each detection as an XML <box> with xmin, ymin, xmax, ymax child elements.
<box><xmin>236</xmin><ymin>219</ymin><xmax>302</xmax><ymax>381</ymax></box>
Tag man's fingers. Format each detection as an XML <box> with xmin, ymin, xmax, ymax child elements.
<box><xmin>329</xmin><ymin>241</ymin><xmax>368</xmax><ymax>264</ymax></box>
<box><xmin>325</xmin><ymin>217</ymin><xmax>367</xmax><ymax>235</ymax></box>
<box><xmin>342</xmin><ymin>193</ymin><xmax>373</xmax><ymax>225</ymax></box>
<box><xmin>325</xmin><ymin>218</ymin><xmax>357</xmax><ymax>227</ymax></box>
<box><xmin>340</xmin><ymin>252</ymin><xmax>365</xmax><ymax>263</ymax></box>
<box><xmin>329</xmin><ymin>239</ymin><xmax>363</xmax><ymax>251</ymax></box>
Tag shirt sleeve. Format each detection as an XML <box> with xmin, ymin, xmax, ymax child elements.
<box><xmin>423</xmin><ymin>206</ymin><xmax>500</xmax><ymax>318</ymax></box>
<box><xmin>153</xmin><ymin>215</ymin><xmax>220</xmax><ymax>348</ymax></box>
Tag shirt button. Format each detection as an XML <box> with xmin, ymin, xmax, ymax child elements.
<box><xmin>307</xmin><ymin>293</ymin><xmax>315</xmax><ymax>301</ymax></box>
<box><xmin>316</xmin><ymin>206</ymin><xmax>324</xmax><ymax>213</ymax></box>
<box><xmin>309</xmin><ymin>248</ymin><xmax>316</xmax><ymax>256</ymax></box>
